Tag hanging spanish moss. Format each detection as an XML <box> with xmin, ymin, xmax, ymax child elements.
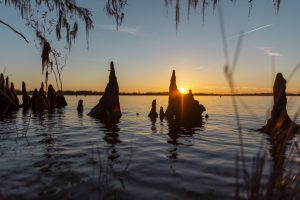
<box><xmin>105</xmin><ymin>0</ymin><xmax>128</xmax><ymax>29</ymax></box>
<box><xmin>3</xmin><ymin>0</ymin><xmax>93</xmax><ymax>50</ymax></box>
<box><xmin>1</xmin><ymin>0</ymin><xmax>94</xmax><ymax>93</ymax></box>
<box><xmin>165</xmin><ymin>0</ymin><xmax>282</xmax><ymax>30</ymax></box>
<box><xmin>176</xmin><ymin>0</ymin><xmax>180</xmax><ymax>31</ymax></box>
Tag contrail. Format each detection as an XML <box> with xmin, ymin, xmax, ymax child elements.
<box><xmin>228</xmin><ymin>24</ymin><xmax>273</xmax><ymax>39</ymax></box>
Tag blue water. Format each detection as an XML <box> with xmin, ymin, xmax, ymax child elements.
<box><xmin>0</xmin><ymin>96</ymin><xmax>299</xmax><ymax>199</ymax></box>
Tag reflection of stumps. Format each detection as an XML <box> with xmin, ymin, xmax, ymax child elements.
<box><xmin>88</xmin><ymin>61</ymin><xmax>122</xmax><ymax>121</ymax></box>
<box><xmin>148</xmin><ymin>99</ymin><xmax>158</xmax><ymax>120</ymax></box>
<box><xmin>260</xmin><ymin>73</ymin><xmax>299</xmax><ymax>134</ymax></box>
<box><xmin>159</xmin><ymin>106</ymin><xmax>165</xmax><ymax>120</ymax></box>
<box><xmin>77</xmin><ymin>99</ymin><xmax>83</xmax><ymax>113</ymax></box>
<box><xmin>261</xmin><ymin>73</ymin><xmax>298</xmax><ymax>197</ymax></box>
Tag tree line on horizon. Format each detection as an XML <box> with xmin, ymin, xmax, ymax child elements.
<box><xmin>11</xmin><ymin>90</ymin><xmax>300</xmax><ymax>96</ymax></box>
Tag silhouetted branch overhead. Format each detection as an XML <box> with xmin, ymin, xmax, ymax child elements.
<box><xmin>2</xmin><ymin>0</ymin><xmax>93</xmax><ymax>49</ymax></box>
<box><xmin>0</xmin><ymin>19</ymin><xmax>29</xmax><ymax>43</ymax></box>
<box><xmin>1</xmin><ymin>0</ymin><xmax>283</xmax><ymax>49</ymax></box>
<box><xmin>164</xmin><ymin>0</ymin><xmax>282</xmax><ymax>30</ymax></box>
<box><xmin>1</xmin><ymin>0</ymin><xmax>94</xmax><ymax>91</ymax></box>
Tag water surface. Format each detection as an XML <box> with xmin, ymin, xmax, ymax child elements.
<box><xmin>0</xmin><ymin>96</ymin><xmax>299</xmax><ymax>199</ymax></box>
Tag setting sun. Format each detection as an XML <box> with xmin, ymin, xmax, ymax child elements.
<box><xmin>179</xmin><ymin>87</ymin><xmax>187</xmax><ymax>94</ymax></box>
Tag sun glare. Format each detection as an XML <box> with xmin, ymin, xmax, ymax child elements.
<box><xmin>179</xmin><ymin>87</ymin><xmax>187</xmax><ymax>94</ymax></box>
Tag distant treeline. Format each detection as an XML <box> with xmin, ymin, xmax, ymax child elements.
<box><xmin>14</xmin><ymin>90</ymin><xmax>300</xmax><ymax>96</ymax></box>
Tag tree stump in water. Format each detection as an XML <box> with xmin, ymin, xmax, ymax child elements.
<box><xmin>0</xmin><ymin>74</ymin><xmax>20</xmax><ymax>112</ymax></box>
<box><xmin>31</xmin><ymin>83</ymin><xmax>49</xmax><ymax>111</ymax></box>
<box><xmin>47</xmin><ymin>84</ymin><xmax>68</xmax><ymax>108</ymax></box>
<box><xmin>77</xmin><ymin>99</ymin><xmax>83</xmax><ymax>113</ymax></box>
<box><xmin>22</xmin><ymin>81</ymin><xmax>31</xmax><ymax>109</ymax></box>
<box><xmin>88</xmin><ymin>61</ymin><xmax>122</xmax><ymax>121</ymax></box>
<box><xmin>165</xmin><ymin>70</ymin><xmax>206</xmax><ymax>126</ymax></box>
<box><xmin>259</xmin><ymin>73</ymin><xmax>299</xmax><ymax>134</ymax></box>
<box><xmin>47</xmin><ymin>84</ymin><xmax>57</xmax><ymax>109</ymax></box>
<box><xmin>159</xmin><ymin>106</ymin><xmax>165</xmax><ymax>120</ymax></box>
<box><xmin>9</xmin><ymin>82</ymin><xmax>19</xmax><ymax>107</ymax></box>
<box><xmin>31</xmin><ymin>89</ymin><xmax>38</xmax><ymax>110</ymax></box>
<box><xmin>56</xmin><ymin>93</ymin><xmax>68</xmax><ymax>107</ymax></box>
<box><xmin>148</xmin><ymin>99</ymin><xmax>158</xmax><ymax>120</ymax></box>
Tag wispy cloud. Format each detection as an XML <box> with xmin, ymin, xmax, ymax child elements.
<box><xmin>260</xmin><ymin>47</ymin><xmax>283</xmax><ymax>57</ymax></box>
<box><xmin>95</xmin><ymin>24</ymin><xmax>142</xmax><ymax>36</ymax></box>
<box><xmin>228</xmin><ymin>24</ymin><xmax>273</xmax><ymax>39</ymax></box>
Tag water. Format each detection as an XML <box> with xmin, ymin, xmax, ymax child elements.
<box><xmin>0</xmin><ymin>96</ymin><xmax>300</xmax><ymax>199</ymax></box>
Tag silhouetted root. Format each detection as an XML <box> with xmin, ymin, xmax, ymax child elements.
<box><xmin>0</xmin><ymin>74</ymin><xmax>20</xmax><ymax>113</ymax></box>
<box><xmin>148</xmin><ymin>99</ymin><xmax>158</xmax><ymax>120</ymax></box>
<box><xmin>88</xmin><ymin>61</ymin><xmax>122</xmax><ymax>121</ymax></box>
<box><xmin>29</xmin><ymin>83</ymin><xmax>68</xmax><ymax>111</ymax></box>
<box><xmin>164</xmin><ymin>70</ymin><xmax>206</xmax><ymax>126</ymax></box>
<box><xmin>259</xmin><ymin>120</ymin><xmax>300</xmax><ymax>135</ymax></box>
<box><xmin>48</xmin><ymin>84</ymin><xmax>68</xmax><ymax>108</ymax></box>
<box><xmin>77</xmin><ymin>99</ymin><xmax>83</xmax><ymax>113</ymax></box>
<box><xmin>259</xmin><ymin>73</ymin><xmax>300</xmax><ymax>135</ymax></box>
<box><xmin>21</xmin><ymin>81</ymin><xmax>31</xmax><ymax>109</ymax></box>
<box><xmin>159</xmin><ymin>106</ymin><xmax>165</xmax><ymax>120</ymax></box>
<box><xmin>56</xmin><ymin>93</ymin><xmax>68</xmax><ymax>107</ymax></box>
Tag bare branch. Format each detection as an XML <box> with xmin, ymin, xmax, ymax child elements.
<box><xmin>0</xmin><ymin>19</ymin><xmax>29</xmax><ymax>43</ymax></box>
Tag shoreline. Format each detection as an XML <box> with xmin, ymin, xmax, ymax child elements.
<box><xmin>14</xmin><ymin>91</ymin><xmax>300</xmax><ymax>96</ymax></box>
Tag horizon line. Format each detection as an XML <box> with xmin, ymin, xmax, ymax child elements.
<box><xmin>14</xmin><ymin>90</ymin><xmax>300</xmax><ymax>96</ymax></box>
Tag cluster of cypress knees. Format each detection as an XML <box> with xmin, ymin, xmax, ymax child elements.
<box><xmin>147</xmin><ymin>70</ymin><xmax>206</xmax><ymax>125</ymax></box>
<box><xmin>85</xmin><ymin>61</ymin><xmax>300</xmax><ymax>135</ymax></box>
<box><xmin>1</xmin><ymin>61</ymin><xmax>299</xmax><ymax>135</ymax></box>
<box><xmin>0</xmin><ymin>74</ymin><xmax>67</xmax><ymax>112</ymax></box>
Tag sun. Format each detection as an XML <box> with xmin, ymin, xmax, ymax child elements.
<box><xmin>179</xmin><ymin>87</ymin><xmax>187</xmax><ymax>94</ymax></box>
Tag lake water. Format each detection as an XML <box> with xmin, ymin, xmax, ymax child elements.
<box><xmin>0</xmin><ymin>96</ymin><xmax>300</xmax><ymax>199</ymax></box>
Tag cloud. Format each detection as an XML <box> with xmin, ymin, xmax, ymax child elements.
<box><xmin>260</xmin><ymin>47</ymin><xmax>283</xmax><ymax>57</ymax></box>
<box><xmin>228</xmin><ymin>24</ymin><xmax>273</xmax><ymax>39</ymax></box>
<box><xmin>95</xmin><ymin>24</ymin><xmax>142</xmax><ymax>36</ymax></box>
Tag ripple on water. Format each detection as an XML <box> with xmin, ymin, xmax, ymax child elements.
<box><xmin>0</xmin><ymin>96</ymin><xmax>300</xmax><ymax>199</ymax></box>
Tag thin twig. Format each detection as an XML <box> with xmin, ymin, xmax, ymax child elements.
<box><xmin>0</xmin><ymin>20</ymin><xmax>29</xmax><ymax>43</ymax></box>
<box><xmin>231</xmin><ymin>31</ymin><xmax>243</xmax><ymax>75</ymax></box>
<box><xmin>287</xmin><ymin>62</ymin><xmax>300</xmax><ymax>83</ymax></box>
<box><xmin>218</xmin><ymin>4</ymin><xmax>230</xmax><ymax>67</ymax></box>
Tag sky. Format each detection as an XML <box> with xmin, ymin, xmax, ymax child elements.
<box><xmin>0</xmin><ymin>0</ymin><xmax>300</xmax><ymax>93</ymax></box>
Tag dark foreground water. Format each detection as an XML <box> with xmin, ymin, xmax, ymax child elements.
<box><xmin>0</xmin><ymin>96</ymin><xmax>300</xmax><ymax>199</ymax></box>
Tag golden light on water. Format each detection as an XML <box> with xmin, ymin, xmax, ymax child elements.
<box><xmin>179</xmin><ymin>87</ymin><xmax>187</xmax><ymax>94</ymax></box>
